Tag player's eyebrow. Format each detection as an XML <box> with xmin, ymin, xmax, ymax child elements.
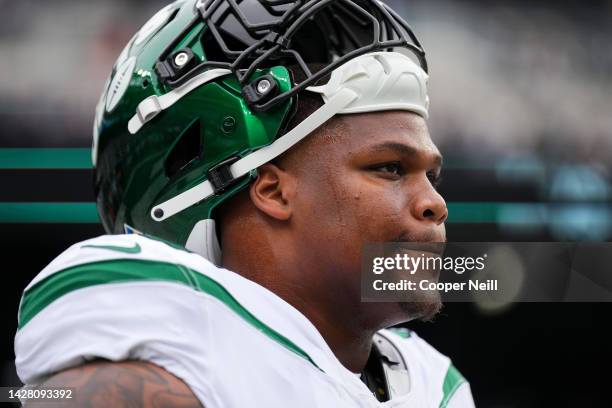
<box><xmin>368</xmin><ymin>141</ymin><xmax>443</xmax><ymax>166</ymax></box>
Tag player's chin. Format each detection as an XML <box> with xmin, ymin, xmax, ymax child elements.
<box><xmin>398</xmin><ymin>291</ymin><xmax>443</xmax><ymax>322</ymax></box>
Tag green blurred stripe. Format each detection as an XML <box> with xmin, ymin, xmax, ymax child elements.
<box><xmin>0</xmin><ymin>202</ymin><xmax>544</xmax><ymax>224</ymax></box>
<box><xmin>0</xmin><ymin>203</ymin><xmax>99</xmax><ymax>223</ymax></box>
<box><xmin>448</xmin><ymin>202</ymin><xmax>500</xmax><ymax>223</ymax></box>
<box><xmin>0</xmin><ymin>148</ymin><xmax>91</xmax><ymax>169</ymax></box>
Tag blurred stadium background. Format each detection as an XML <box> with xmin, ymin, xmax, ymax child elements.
<box><xmin>1</xmin><ymin>0</ymin><xmax>610</xmax><ymax>406</ymax></box>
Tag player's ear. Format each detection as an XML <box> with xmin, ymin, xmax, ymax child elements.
<box><xmin>249</xmin><ymin>163</ymin><xmax>296</xmax><ymax>221</ymax></box>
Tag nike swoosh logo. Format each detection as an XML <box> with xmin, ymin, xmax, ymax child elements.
<box><xmin>82</xmin><ymin>243</ymin><xmax>142</xmax><ymax>254</ymax></box>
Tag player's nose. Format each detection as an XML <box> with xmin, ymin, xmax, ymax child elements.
<box><xmin>410</xmin><ymin>181</ymin><xmax>448</xmax><ymax>226</ymax></box>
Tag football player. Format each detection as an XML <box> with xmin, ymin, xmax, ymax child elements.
<box><xmin>15</xmin><ymin>0</ymin><xmax>475</xmax><ymax>406</ymax></box>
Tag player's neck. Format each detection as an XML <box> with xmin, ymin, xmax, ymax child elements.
<box><xmin>222</xmin><ymin>258</ymin><xmax>377</xmax><ymax>372</ymax></box>
<box><xmin>298</xmin><ymin>302</ymin><xmax>378</xmax><ymax>373</ymax></box>
<box><xmin>220</xmin><ymin>226</ymin><xmax>387</xmax><ymax>373</ymax></box>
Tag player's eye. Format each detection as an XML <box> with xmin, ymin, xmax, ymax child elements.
<box><xmin>427</xmin><ymin>170</ymin><xmax>443</xmax><ymax>189</ymax></box>
<box><xmin>370</xmin><ymin>162</ymin><xmax>404</xmax><ymax>177</ymax></box>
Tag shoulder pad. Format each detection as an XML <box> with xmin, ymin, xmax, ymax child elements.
<box><xmin>378</xmin><ymin>328</ymin><xmax>472</xmax><ymax>407</ymax></box>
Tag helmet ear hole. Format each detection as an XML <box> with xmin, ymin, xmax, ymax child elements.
<box><xmin>165</xmin><ymin>119</ymin><xmax>203</xmax><ymax>178</ymax></box>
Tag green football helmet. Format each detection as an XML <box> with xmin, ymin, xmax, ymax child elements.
<box><xmin>93</xmin><ymin>0</ymin><xmax>429</xmax><ymax>263</ymax></box>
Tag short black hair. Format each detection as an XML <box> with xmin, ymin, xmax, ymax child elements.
<box><xmin>281</xmin><ymin>64</ymin><xmax>328</xmax><ymax>135</ymax></box>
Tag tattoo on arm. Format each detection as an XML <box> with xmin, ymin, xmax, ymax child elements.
<box><xmin>24</xmin><ymin>360</ymin><xmax>203</xmax><ymax>408</ymax></box>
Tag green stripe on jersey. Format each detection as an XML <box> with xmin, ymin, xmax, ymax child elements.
<box><xmin>439</xmin><ymin>364</ymin><xmax>466</xmax><ymax>408</ymax></box>
<box><xmin>19</xmin><ymin>259</ymin><xmax>322</xmax><ymax>371</ymax></box>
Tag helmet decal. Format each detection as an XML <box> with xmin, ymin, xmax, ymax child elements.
<box><xmin>105</xmin><ymin>56</ymin><xmax>137</xmax><ymax>112</ymax></box>
<box><xmin>134</xmin><ymin>3</ymin><xmax>179</xmax><ymax>46</ymax></box>
<box><xmin>92</xmin><ymin>76</ymin><xmax>111</xmax><ymax>167</ymax></box>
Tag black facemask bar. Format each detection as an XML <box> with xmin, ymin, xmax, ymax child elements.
<box><xmin>156</xmin><ymin>0</ymin><xmax>427</xmax><ymax>112</ymax></box>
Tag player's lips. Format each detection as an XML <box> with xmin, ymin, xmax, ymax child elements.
<box><xmin>391</xmin><ymin>241</ymin><xmax>446</xmax><ymax>256</ymax></box>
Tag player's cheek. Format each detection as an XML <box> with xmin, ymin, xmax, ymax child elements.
<box><xmin>352</xmin><ymin>191</ymin><xmax>406</xmax><ymax>242</ymax></box>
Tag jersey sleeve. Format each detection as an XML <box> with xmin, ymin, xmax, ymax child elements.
<box><xmin>14</xmin><ymin>234</ymin><xmax>220</xmax><ymax>407</ymax></box>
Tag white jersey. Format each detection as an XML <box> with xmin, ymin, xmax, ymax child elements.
<box><xmin>15</xmin><ymin>234</ymin><xmax>474</xmax><ymax>408</ymax></box>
